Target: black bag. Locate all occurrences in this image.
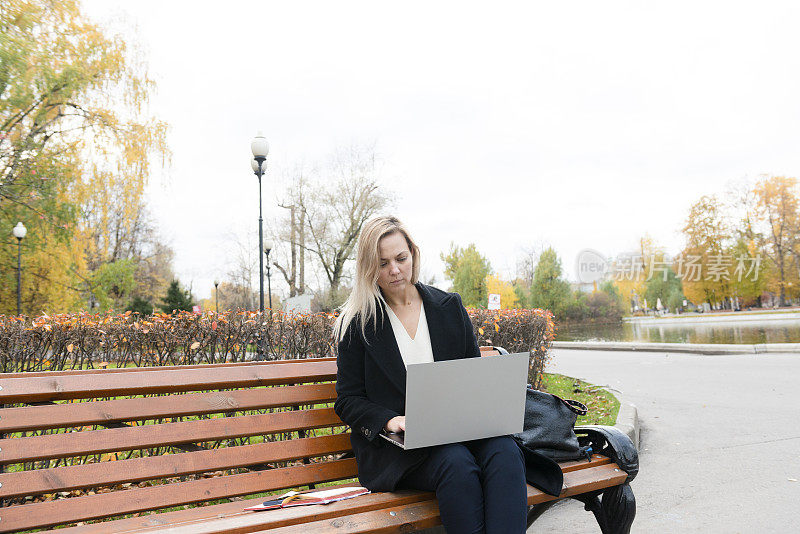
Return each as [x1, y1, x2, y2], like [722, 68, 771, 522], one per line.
[512, 387, 592, 462]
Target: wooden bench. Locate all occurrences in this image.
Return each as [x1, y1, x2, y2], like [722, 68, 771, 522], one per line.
[0, 354, 637, 533]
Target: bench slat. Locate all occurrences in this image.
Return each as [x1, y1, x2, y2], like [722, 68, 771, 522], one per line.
[271, 500, 442, 534]
[0, 433, 352, 499]
[560, 454, 611, 473]
[1, 408, 343, 463]
[38, 461, 627, 534]
[43, 489, 433, 534]
[214, 463, 630, 534]
[269, 463, 630, 534]
[0, 361, 337, 403]
[0, 383, 337, 432]
[531, 462, 628, 504]
[0, 458, 358, 533]
[3, 358, 336, 379]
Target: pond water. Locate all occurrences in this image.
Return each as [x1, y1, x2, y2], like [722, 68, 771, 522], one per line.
[556, 317, 800, 344]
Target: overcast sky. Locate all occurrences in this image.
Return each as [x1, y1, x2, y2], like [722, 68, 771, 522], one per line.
[82, 1, 800, 300]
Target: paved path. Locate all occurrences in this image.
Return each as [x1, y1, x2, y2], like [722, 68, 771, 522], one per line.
[528, 348, 800, 533]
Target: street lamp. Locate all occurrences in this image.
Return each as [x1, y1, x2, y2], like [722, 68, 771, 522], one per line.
[12, 222, 27, 316]
[264, 240, 273, 310]
[251, 132, 269, 359]
[213, 279, 219, 313]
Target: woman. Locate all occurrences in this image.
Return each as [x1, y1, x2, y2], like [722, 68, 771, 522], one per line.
[333, 216, 528, 534]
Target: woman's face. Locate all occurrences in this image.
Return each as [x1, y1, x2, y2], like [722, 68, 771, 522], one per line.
[376, 231, 413, 296]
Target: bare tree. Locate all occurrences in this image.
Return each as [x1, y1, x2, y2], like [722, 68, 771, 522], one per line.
[515, 243, 553, 289]
[216, 281, 259, 311]
[274, 170, 309, 297]
[224, 231, 259, 310]
[300, 144, 392, 293]
[81, 182, 175, 309]
[515, 247, 539, 288]
[133, 241, 175, 305]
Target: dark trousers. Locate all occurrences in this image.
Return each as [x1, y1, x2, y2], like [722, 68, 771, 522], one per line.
[397, 436, 527, 534]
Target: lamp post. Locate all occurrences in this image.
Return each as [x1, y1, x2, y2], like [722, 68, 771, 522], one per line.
[213, 279, 219, 313]
[12, 222, 27, 316]
[264, 240, 273, 310]
[251, 132, 269, 359]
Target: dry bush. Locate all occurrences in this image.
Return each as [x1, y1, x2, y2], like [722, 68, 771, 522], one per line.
[468, 307, 556, 390]
[0, 307, 555, 387]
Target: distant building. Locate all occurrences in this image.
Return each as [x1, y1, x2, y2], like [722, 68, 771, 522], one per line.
[571, 281, 598, 293]
[283, 294, 313, 314]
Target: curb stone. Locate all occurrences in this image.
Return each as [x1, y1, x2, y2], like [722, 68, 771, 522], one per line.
[610, 393, 639, 450]
[552, 340, 800, 355]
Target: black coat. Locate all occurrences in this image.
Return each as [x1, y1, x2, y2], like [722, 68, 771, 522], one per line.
[334, 282, 564, 496]
[334, 283, 479, 491]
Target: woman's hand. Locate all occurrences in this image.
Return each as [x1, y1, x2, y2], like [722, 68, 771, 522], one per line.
[384, 416, 406, 433]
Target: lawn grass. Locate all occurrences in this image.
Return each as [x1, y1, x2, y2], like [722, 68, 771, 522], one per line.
[540, 372, 620, 426]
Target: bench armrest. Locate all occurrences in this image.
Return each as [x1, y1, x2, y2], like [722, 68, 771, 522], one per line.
[574, 425, 639, 483]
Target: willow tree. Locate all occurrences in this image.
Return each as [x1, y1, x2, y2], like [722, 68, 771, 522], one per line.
[0, 0, 169, 314]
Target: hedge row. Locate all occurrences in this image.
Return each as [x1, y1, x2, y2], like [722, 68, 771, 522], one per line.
[0, 307, 555, 388]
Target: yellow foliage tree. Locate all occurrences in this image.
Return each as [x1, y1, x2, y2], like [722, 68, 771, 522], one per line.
[679, 195, 735, 306]
[751, 176, 800, 305]
[610, 235, 656, 311]
[484, 274, 520, 309]
[0, 0, 169, 315]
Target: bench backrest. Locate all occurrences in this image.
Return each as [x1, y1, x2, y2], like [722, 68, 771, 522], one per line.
[0, 359, 349, 533]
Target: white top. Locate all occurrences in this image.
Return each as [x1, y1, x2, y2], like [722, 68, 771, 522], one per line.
[385, 303, 434, 367]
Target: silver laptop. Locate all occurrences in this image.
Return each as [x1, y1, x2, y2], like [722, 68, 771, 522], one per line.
[380, 352, 529, 450]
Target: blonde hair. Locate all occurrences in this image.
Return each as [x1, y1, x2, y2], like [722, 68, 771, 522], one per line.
[333, 215, 421, 342]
